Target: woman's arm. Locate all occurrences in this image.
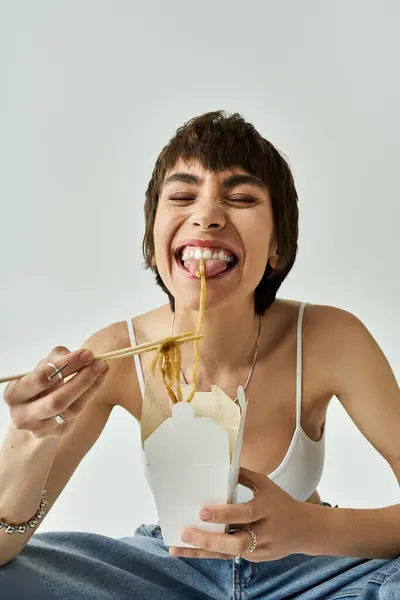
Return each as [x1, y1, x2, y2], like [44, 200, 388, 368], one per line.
[304, 306, 400, 559]
[304, 497, 400, 559]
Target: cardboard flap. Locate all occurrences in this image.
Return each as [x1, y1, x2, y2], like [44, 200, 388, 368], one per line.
[180, 384, 241, 461]
[144, 401, 230, 465]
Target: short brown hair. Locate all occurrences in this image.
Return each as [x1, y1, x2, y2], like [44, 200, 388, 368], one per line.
[142, 110, 299, 315]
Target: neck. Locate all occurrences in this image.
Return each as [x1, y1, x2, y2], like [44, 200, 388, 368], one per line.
[173, 298, 265, 386]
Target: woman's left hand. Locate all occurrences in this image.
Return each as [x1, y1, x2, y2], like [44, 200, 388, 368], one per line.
[169, 467, 316, 561]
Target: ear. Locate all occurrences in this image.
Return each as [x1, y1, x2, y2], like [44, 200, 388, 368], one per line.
[150, 255, 157, 268]
[269, 254, 279, 270]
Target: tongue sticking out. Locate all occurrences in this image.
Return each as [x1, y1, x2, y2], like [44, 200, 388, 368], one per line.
[183, 258, 229, 277]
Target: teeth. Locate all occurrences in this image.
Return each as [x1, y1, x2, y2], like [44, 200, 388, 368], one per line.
[180, 246, 235, 262]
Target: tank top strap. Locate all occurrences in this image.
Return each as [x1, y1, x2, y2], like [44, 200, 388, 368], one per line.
[295, 302, 309, 428]
[126, 318, 145, 397]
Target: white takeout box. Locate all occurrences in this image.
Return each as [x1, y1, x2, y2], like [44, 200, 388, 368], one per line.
[140, 376, 248, 547]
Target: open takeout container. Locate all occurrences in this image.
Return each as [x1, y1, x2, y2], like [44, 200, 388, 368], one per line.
[140, 376, 248, 547]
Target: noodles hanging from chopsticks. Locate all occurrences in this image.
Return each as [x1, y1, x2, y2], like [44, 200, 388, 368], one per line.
[150, 258, 206, 404]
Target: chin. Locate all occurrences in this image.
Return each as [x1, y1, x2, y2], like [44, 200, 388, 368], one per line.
[160, 261, 255, 313]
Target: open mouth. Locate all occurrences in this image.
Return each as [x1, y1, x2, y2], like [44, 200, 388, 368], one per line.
[175, 245, 239, 278]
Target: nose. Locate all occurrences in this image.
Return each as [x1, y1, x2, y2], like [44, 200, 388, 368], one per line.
[190, 198, 226, 232]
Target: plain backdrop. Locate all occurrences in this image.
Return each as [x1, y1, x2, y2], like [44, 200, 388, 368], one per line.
[0, 0, 398, 538]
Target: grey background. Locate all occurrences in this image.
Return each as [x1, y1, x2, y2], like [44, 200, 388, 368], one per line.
[0, 0, 398, 537]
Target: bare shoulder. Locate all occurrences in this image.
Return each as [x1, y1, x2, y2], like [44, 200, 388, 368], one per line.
[277, 299, 380, 397]
[304, 302, 363, 331]
[275, 298, 361, 344]
[299, 302, 400, 472]
[97, 304, 172, 419]
[80, 320, 133, 409]
[131, 304, 173, 343]
[301, 301, 398, 403]
[302, 301, 380, 366]
[301, 302, 372, 383]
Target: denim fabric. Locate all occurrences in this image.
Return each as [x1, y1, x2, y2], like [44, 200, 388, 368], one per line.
[0, 502, 399, 599]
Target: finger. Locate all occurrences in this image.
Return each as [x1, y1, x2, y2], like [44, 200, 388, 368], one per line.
[4, 347, 96, 405]
[180, 528, 250, 557]
[200, 497, 264, 525]
[14, 359, 108, 426]
[25, 367, 110, 433]
[238, 466, 265, 493]
[169, 547, 232, 560]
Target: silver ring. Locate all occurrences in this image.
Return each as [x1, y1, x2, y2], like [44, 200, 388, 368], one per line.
[234, 526, 257, 563]
[54, 414, 67, 425]
[244, 526, 257, 553]
[46, 361, 69, 381]
[46, 362, 69, 426]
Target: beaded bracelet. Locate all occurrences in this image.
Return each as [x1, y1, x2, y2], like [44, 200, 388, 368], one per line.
[0, 489, 48, 534]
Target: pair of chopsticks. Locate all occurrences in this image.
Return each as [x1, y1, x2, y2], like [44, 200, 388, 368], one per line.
[0, 331, 202, 385]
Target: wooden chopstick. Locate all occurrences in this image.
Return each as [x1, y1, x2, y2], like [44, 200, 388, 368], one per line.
[95, 334, 202, 361]
[0, 332, 203, 385]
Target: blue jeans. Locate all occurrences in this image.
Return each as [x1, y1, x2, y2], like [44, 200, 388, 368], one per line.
[1, 502, 400, 599]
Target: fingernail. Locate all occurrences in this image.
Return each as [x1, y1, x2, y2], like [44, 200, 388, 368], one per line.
[200, 509, 212, 521]
[182, 529, 193, 543]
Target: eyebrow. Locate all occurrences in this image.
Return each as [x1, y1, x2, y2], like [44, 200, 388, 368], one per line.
[162, 172, 267, 192]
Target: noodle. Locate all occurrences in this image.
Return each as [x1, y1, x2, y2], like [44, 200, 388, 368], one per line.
[186, 258, 206, 403]
[149, 257, 206, 404]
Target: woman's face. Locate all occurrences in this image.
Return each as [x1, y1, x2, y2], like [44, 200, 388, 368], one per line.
[153, 158, 277, 312]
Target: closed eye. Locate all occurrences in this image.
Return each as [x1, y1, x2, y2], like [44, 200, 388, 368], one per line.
[168, 196, 258, 204]
[168, 196, 195, 203]
[227, 196, 259, 205]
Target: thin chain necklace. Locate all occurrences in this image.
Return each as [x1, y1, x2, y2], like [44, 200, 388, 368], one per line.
[170, 313, 262, 403]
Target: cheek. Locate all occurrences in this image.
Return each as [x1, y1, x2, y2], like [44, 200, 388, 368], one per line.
[245, 232, 270, 269]
[152, 221, 163, 259]
[152, 212, 177, 268]
[152, 212, 168, 254]
[244, 254, 269, 289]
[239, 235, 271, 289]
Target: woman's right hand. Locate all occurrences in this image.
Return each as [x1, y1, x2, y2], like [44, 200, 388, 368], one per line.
[3, 347, 109, 439]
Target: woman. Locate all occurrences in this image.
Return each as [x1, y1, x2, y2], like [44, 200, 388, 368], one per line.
[1, 110, 399, 599]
